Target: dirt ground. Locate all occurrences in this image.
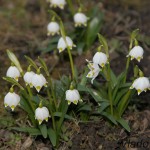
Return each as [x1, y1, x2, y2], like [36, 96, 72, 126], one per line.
[0, 0, 150, 150]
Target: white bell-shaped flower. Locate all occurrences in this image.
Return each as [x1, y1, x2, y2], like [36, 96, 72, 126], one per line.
[66, 89, 82, 105]
[50, 0, 66, 9]
[40, 74, 48, 87]
[4, 92, 20, 111]
[47, 22, 60, 36]
[35, 107, 50, 125]
[31, 74, 47, 92]
[93, 52, 108, 67]
[74, 12, 88, 27]
[127, 46, 144, 62]
[23, 71, 35, 87]
[57, 36, 75, 53]
[86, 61, 101, 84]
[6, 66, 20, 81]
[130, 77, 150, 95]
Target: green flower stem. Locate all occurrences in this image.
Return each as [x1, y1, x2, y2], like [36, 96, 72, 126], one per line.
[48, 76, 57, 110]
[48, 10, 75, 80]
[103, 64, 113, 115]
[123, 39, 133, 83]
[67, 47, 75, 80]
[107, 64, 113, 115]
[66, 0, 75, 16]
[47, 88, 56, 131]
[27, 85, 35, 111]
[124, 57, 130, 83]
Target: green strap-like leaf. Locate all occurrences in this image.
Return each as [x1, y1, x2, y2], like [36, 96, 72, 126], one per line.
[25, 55, 38, 70]
[3, 77, 24, 90]
[38, 57, 49, 76]
[39, 124, 48, 138]
[11, 127, 41, 136]
[48, 128, 57, 147]
[7, 50, 23, 73]
[117, 118, 130, 132]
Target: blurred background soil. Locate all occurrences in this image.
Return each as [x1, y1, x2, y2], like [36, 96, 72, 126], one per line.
[0, 0, 150, 149]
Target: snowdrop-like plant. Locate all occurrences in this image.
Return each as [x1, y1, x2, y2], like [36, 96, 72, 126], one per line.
[23, 71, 35, 87]
[3, 38, 86, 147]
[130, 77, 150, 95]
[57, 36, 76, 53]
[35, 106, 50, 125]
[66, 89, 82, 105]
[83, 30, 150, 132]
[49, 0, 66, 9]
[74, 12, 88, 27]
[47, 21, 60, 36]
[127, 46, 144, 62]
[4, 91, 20, 111]
[6, 66, 20, 81]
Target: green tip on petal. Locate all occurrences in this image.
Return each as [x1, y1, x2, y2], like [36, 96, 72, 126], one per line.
[73, 100, 78, 105]
[68, 101, 71, 105]
[130, 86, 133, 89]
[131, 56, 134, 60]
[45, 118, 48, 122]
[101, 63, 105, 68]
[59, 48, 63, 53]
[11, 105, 15, 111]
[36, 86, 41, 92]
[29, 83, 33, 88]
[38, 120, 42, 125]
[137, 57, 141, 62]
[15, 77, 19, 81]
[79, 99, 83, 102]
[137, 89, 141, 95]
[4, 103, 8, 107]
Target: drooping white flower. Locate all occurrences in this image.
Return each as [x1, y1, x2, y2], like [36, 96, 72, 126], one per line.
[40, 74, 48, 87]
[86, 61, 101, 84]
[93, 52, 108, 67]
[6, 66, 20, 81]
[127, 46, 144, 62]
[57, 36, 76, 53]
[23, 71, 35, 87]
[31, 74, 47, 92]
[4, 92, 20, 111]
[74, 12, 88, 27]
[47, 22, 60, 36]
[130, 77, 150, 95]
[66, 89, 82, 105]
[35, 107, 50, 125]
[49, 0, 66, 9]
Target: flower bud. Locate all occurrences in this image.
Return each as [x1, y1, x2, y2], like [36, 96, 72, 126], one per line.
[6, 66, 20, 81]
[93, 52, 108, 67]
[74, 12, 88, 27]
[4, 92, 20, 111]
[127, 46, 144, 62]
[49, 0, 66, 9]
[35, 107, 50, 125]
[47, 22, 60, 36]
[23, 71, 35, 87]
[66, 89, 82, 105]
[57, 36, 75, 53]
[130, 77, 150, 95]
